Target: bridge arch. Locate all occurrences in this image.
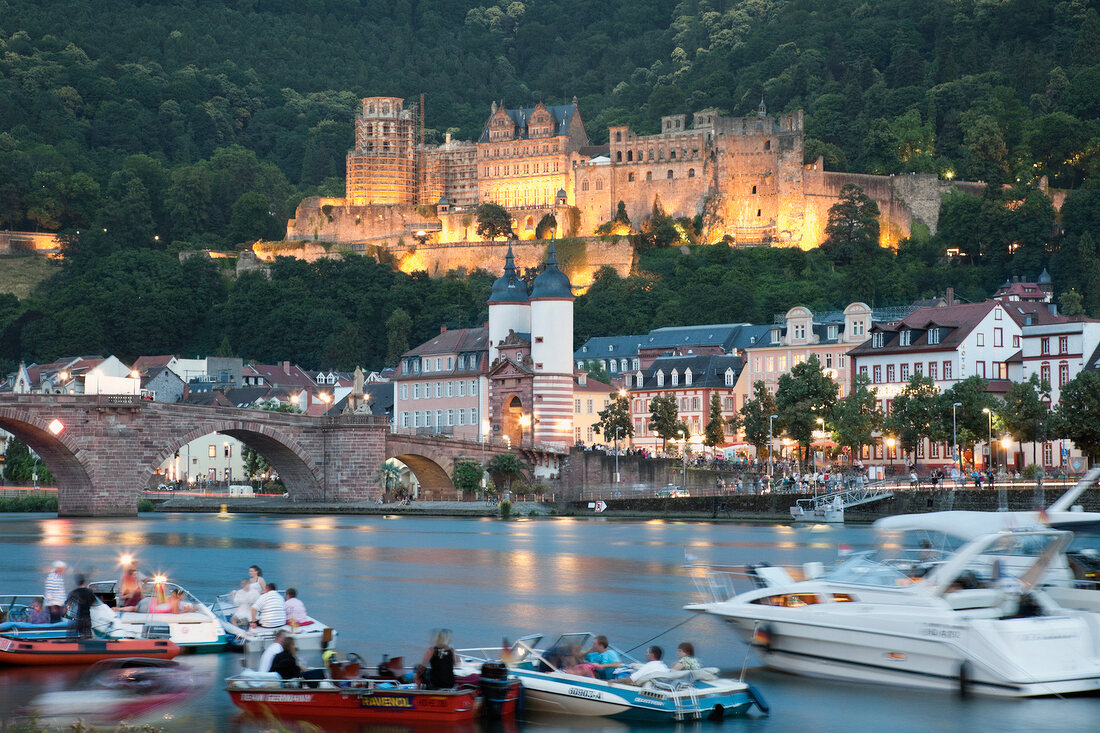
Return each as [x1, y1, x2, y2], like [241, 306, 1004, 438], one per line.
[387, 452, 456, 499]
[0, 407, 97, 509]
[144, 421, 323, 501]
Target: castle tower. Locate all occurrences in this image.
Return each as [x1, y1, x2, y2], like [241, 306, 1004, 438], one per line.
[529, 242, 575, 446]
[345, 97, 417, 205]
[487, 244, 531, 362]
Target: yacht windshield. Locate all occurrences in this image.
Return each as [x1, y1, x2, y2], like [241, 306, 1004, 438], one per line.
[823, 551, 915, 587]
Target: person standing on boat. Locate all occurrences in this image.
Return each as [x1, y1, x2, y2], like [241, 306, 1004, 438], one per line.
[420, 628, 457, 689]
[65, 574, 96, 639]
[117, 564, 143, 611]
[584, 635, 621, 679]
[247, 565, 265, 596]
[44, 561, 67, 622]
[250, 581, 286, 629]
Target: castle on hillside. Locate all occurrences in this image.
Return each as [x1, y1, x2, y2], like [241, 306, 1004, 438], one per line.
[288, 95, 988, 256]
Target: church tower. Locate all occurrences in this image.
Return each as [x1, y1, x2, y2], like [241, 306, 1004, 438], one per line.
[529, 242, 575, 446]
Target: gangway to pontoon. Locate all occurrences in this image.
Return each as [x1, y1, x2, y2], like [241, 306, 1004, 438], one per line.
[789, 484, 894, 522]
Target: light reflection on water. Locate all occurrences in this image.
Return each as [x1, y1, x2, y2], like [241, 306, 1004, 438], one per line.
[0, 513, 1094, 732]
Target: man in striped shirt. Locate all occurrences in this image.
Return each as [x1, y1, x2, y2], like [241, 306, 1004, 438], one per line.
[44, 561, 67, 622]
[250, 581, 287, 629]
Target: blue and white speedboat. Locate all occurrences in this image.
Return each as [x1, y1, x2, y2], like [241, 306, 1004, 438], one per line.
[461, 633, 767, 721]
[0, 594, 117, 639]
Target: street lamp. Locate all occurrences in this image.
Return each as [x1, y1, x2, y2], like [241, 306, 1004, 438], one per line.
[681, 426, 690, 485]
[951, 401, 962, 479]
[815, 417, 825, 473]
[768, 414, 778, 481]
[614, 426, 623, 484]
[32, 457, 40, 490]
[886, 437, 896, 482]
[982, 407, 993, 470]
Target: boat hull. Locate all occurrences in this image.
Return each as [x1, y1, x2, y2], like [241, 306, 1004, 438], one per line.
[228, 685, 489, 723]
[714, 610, 1100, 697]
[0, 635, 180, 666]
[509, 668, 754, 721]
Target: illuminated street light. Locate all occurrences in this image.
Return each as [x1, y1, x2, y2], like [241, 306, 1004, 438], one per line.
[47, 419, 64, 436]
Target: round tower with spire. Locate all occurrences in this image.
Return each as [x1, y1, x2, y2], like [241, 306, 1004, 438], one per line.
[529, 242, 575, 446]
[487, 244, 531, 362]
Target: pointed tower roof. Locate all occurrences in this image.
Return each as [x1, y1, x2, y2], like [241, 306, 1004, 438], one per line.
[1038, 268, 1052, 284]
[488, 244, 529, 304]
[530, 242, 574, 300]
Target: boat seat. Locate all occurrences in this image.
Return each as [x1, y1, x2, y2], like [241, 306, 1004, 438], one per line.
[645, 667, 721, 687]
[231, 670, 282, 688]
[944, 588, 1001, 611]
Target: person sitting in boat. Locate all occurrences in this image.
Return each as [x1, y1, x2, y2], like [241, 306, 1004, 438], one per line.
[117, 565, 143, 611]
[671, 642, 701, 671]
[626, 646, 669, 685]
[166, 589, 195, 614]
[231, 578, 259, 627]
[584, 635, 621, 679]
[258, 629, 288, 673]
[271, 637, 303, 679]
[28, 597, 51, 625]
[250, 581, 286, 630]
[65, 574, 96, 639]
[419, 628, 457, 689]
[284, 587, 308, 626]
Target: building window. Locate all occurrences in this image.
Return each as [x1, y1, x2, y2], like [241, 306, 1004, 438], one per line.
[586, 399, 594, 414]
[628, 172, 635, 181]
[1041, 337, 1050, 355]
[1041, 362, 1050, 384]
[994, 362, 1008, 379]
[873, 365, 882, 383]
[685, 369, 692, 386]
[900, 363, 909, 381]
[646, 171, 653, 181]
[671, 370, 678, 386]
[825, 353, 833, 369]
[435, 383, 443, 398]
[914, 362, 923, 376]
[1043, 442, 1053, 465]
[208, 445, 216, 458]
[688, 168, 695, 178]
[767, 356, 775, 372]
[1013, 335, 1020, 348]
[976, 361, 986, 378]
[929, 362, 938, 380]
[993, 328, 1003, 348]
[470, 380, 478, 395]
[1059, 336, 1068, 354]
[400, 384, 408, 400]
[858, 365, 868, 378]
[977, 333, 985, 346]
[667, 170, 674, 179]
[943, 361, 952, 379]
[1059, 361, 1069, 387]
[794, 324, 806, 340]
[575, 398, 581, 412]
[928, 328, 941, 345]
[872, 333, 884, 348]
[725, 369, 734, 386]
[887, 364, 895, 383]
[413, 384, 420, 399]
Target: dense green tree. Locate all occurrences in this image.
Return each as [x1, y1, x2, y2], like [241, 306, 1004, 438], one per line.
[593, 390, 633, 442]
[736, 380, 779, 459]
[486, 453, 527, 493]
[385, 307, 412, 365]
[648, 394, 681, 452]
[943, 376, 1000, 463]
[775, 354, 838, 463]
[831, 374, 882, 458]
[703, 392, 725, 448]
[452, 460, 485, 497]
[476, 203, 514, 240]
[2, 438, 54, 485]
[883, 375, 942, 462]
[1052, 371, 1100, 461]
[1000, 374, 1052, 467]
[820, 184, 881, 266]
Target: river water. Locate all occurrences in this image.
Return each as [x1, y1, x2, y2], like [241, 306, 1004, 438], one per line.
[0, 512, 1094, 732]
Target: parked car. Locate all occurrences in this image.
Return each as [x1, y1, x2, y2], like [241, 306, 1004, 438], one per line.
[657, 485, 689, 498]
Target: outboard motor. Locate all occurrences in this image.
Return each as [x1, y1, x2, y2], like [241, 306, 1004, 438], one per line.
[479, 662, 520, 719]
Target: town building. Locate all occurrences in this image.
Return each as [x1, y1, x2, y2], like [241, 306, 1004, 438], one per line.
[627, 353, 744, 454]
[391, 326, 489, 440]
[572, 373, 619, 446]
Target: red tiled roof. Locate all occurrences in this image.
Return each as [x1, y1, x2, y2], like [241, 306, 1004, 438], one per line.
[403, 327, 489, 357]
[132, 355, 176, 373]
[850, 301, 997, 355]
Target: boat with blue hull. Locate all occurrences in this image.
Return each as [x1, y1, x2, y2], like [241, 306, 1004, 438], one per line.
[461, 633, 767, 721]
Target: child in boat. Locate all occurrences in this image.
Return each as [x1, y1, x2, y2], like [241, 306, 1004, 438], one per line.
[28, 597, 51, 624]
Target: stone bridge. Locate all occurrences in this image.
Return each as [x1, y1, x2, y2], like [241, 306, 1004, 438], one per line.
[0, 395, 555, 516]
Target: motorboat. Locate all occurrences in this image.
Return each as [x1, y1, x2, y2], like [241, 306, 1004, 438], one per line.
[460, 633, 768, 721]
[211, 589, 336, 653]
[21, 657, 209, 726]
[686, 527, 1100, 697]
[0, 635, 180, 665]
[875, 467, 1100, 612]
[226, 655, 520, 724]
[89, 577, 228, 652]
[0, 594, 117, 639]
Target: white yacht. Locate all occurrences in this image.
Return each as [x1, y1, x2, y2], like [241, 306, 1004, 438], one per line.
[686, 527, 1100, 696]
[89, 578, 227, 652]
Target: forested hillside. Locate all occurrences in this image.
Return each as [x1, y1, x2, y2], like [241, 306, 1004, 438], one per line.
[3, 0, 1100, 371]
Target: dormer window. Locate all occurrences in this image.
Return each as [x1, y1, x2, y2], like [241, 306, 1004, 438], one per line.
[872, 333, 884, 349]
[928, 328, 941, 345]
[316, 374, 325, 384]
[793, 324, 806, 340]
[636, 371, 644, 388]
[852, 320, 865, 337]
[724, 368, 734, 386]
[771, 329, 781, 345]
[899, 330, 911, 347]
[685, 368, 692, 386]
[671, 369, 678, 386]
[656, 370, 664, 387]
[828, 325, 838, 340]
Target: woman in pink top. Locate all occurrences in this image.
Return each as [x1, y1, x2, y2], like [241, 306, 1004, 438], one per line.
[284, 587, 308, 625]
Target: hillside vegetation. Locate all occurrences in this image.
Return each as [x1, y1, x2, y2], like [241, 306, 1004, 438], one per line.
[3, 1, 1100, 370]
